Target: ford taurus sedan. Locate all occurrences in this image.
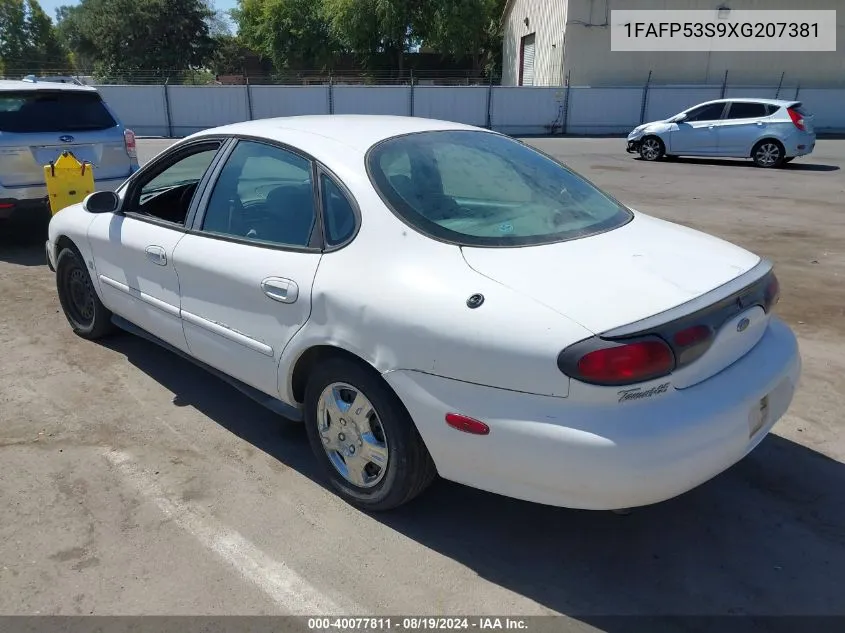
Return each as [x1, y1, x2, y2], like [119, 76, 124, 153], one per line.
[627, 98, 815, 167]
[46, 115, 801, 511]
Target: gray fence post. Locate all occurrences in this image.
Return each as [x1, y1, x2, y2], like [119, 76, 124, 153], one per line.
[245, 76, 254, 120]
[720, 70, 729, 99]
[640, 70, 652, 124]
[328, 74, 334, 115]
[409, 70, 415, 117]
[775, 71, 785, 99]
[162, 81, 173, 138]
[794, 84, 801, 101]
[561, 70, 571, 135]
[485, 74, 493, 130]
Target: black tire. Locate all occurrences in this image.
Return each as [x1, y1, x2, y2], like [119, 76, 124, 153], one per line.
[304, 357, 436, 511]
[55, 246, 115, 339]
[751, 139, 785, 168]
[638, 136, 665, 161]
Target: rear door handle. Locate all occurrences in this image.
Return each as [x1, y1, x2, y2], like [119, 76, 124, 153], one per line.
[261, 277, 299, 304]
[145, 245, 167, 266]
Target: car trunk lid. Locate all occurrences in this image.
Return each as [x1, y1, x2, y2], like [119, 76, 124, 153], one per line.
[461, 212, 774, 388]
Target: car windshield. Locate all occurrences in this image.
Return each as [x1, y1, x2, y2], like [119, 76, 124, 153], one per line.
[0, 90, 116, 133]
[367, 130, 631, 247]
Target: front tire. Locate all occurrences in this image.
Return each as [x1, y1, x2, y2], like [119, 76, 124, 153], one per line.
[56, 246, 115, 339]
[304, 357, 436, 511]
[752, 140, 785, 168]
[638, 136, 665, 161]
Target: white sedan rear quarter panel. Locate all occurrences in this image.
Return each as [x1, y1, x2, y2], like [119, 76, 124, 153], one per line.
[278, 165, 595, 400]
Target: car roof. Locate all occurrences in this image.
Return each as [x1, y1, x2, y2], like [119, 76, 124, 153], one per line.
[0, 79, 98, 93]
[693, 98, 798, 107]
[190, 115, 487, 154]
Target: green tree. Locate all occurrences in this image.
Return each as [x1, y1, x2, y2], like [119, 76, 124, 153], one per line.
[420, 0, 505, 74]
[323, 0, 426, 74]
[234, 0, 340, 71]
[208, 33, 248, 75]
[0, 0, 70, 76]
[55, 0, 214, 81]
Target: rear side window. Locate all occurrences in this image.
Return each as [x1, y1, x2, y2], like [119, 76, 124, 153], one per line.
[727, 102, 768, 119]
[368, 130, 631, 247]
[320, 175, 357, 246]
[202, 140, 317, 248]
[0, 91, 117, 133]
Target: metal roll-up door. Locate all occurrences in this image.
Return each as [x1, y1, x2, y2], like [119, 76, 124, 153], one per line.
[520, 34, 536, 86]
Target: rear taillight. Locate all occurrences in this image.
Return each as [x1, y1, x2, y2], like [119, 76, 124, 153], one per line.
[671, 324, 714, 365]
[787, 108, 805, 131]
[764, 273, 780, 311]
[124, 129, 137, 159]
[562, 338, 675, 386]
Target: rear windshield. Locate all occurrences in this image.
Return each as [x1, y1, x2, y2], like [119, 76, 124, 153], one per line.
[367, 130, 631, 247]
[0, 91, 116, 133]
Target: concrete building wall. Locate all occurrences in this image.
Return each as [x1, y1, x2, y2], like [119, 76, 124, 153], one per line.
[502, 0, 845, 87]
[502, 0, 568, 86]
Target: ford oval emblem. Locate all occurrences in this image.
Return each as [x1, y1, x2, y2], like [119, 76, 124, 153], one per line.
[59, 135, 74, 143]
[737, 317, 751, 333]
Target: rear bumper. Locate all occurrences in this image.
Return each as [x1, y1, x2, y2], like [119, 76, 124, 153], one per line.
[385, 317, 801, 510]
[781, 132, 816, 158]
[0, 176, 128, 220]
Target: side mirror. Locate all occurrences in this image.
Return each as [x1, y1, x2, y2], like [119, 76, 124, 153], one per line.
[673, 113, 688, 123]
[83, 191, 119, 214]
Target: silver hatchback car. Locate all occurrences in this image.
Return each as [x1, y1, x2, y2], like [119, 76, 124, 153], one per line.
[0, 79, 139, 222]
[626, 98, 816, 168]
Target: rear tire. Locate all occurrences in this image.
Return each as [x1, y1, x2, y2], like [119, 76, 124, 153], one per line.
[638, 136, 665, 161]
[304, 357, 436, 511]
[56, 246, 115, 339]
[751, 140, 785, 168]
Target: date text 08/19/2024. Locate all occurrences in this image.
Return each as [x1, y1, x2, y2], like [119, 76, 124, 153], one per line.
[307, 618, 529, 630]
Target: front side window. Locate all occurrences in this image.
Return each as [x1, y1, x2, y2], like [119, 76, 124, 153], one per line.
[367, 130, 631, 247]
[684, 103, 726, 122]
[130, 144, 220, 225]
[201, 140, 316, 248]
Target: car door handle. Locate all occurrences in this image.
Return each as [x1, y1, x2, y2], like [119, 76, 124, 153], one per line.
[145, 245, 167, 266]
[261, 277, 299, 304]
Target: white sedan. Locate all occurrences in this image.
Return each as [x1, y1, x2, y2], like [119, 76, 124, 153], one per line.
[46, 115, 801, 511]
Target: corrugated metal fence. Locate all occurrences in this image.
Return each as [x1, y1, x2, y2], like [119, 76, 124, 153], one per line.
[96, 84, 845, 138]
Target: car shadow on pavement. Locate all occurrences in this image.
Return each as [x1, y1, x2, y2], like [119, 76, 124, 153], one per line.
[637, 156, 840, 172]
[0, 220, 49, 267]
[105, 333, 845, 624]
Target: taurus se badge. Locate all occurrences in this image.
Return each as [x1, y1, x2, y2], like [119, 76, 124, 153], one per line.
[618, 382, 670, 403]
[737, 317, 750, 333]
